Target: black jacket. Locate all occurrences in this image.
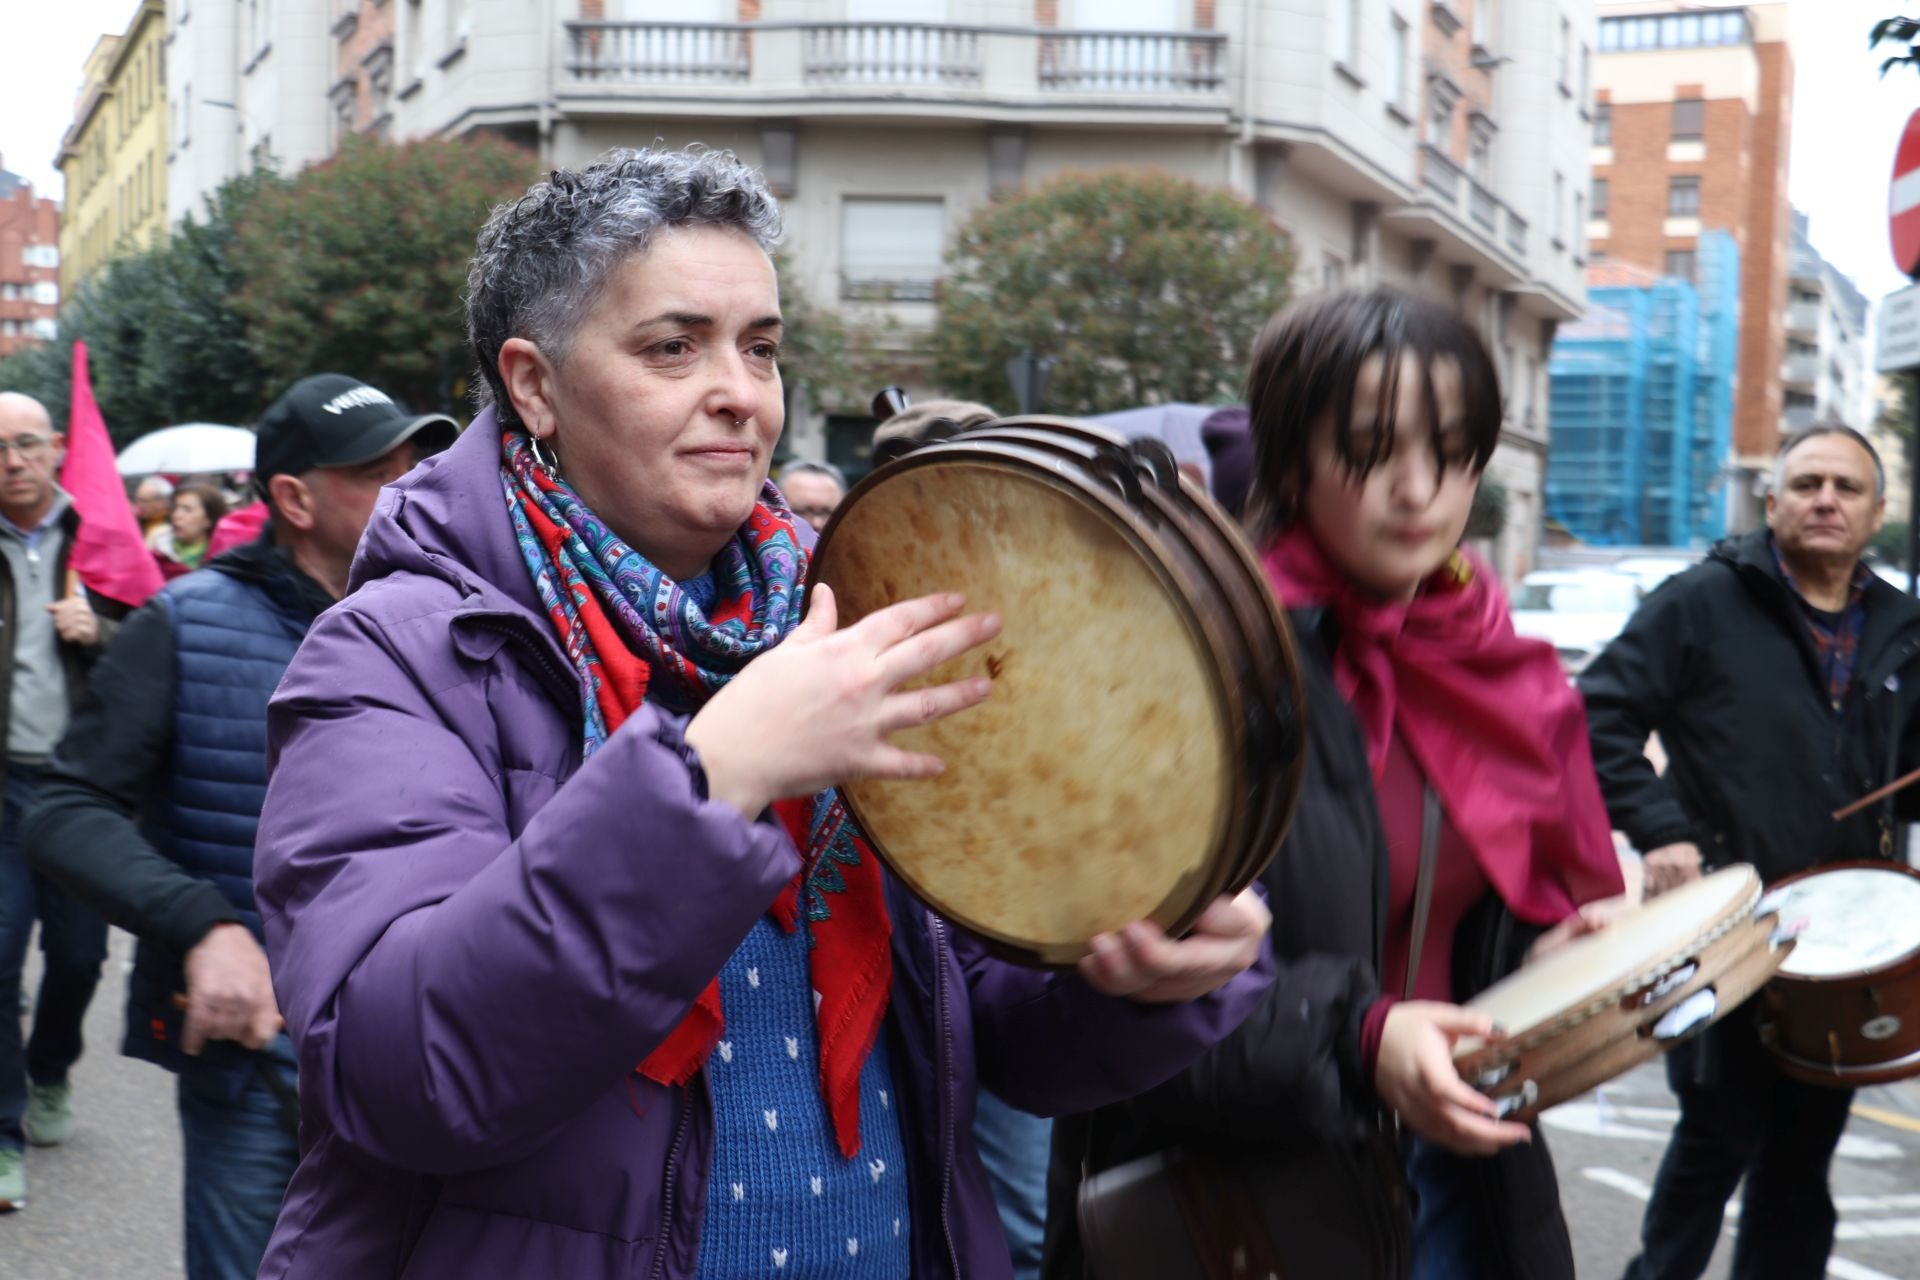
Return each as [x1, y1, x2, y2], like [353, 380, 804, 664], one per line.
[1579, 530, 1920, 882]
[22, 537, 333, 1087]
[1044, 610, 1575, 1280]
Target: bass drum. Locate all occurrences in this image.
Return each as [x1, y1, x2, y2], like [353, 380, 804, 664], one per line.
[810, 418, 1304, 967]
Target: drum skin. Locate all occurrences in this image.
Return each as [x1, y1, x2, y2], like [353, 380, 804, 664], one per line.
[1761, 860, 1920, 1087]
[812, 426, 1303, 968]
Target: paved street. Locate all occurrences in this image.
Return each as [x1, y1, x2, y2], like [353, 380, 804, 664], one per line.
[7, 927, 1920, 1278]
[1549, 1060, 1920, 1279]
[5, 928, 183, 1280]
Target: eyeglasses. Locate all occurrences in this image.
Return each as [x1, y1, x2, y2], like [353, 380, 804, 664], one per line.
[0, 435, 53, 460]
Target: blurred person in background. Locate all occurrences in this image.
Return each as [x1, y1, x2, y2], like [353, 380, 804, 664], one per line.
[134, 475, 175, 551]
[774, 458, 846, 532]
[23, 374, 454, 1279]
[161, 482, 230, 578]
[0, 391, 115, 1213]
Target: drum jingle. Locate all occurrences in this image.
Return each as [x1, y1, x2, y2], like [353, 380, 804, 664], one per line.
[1759, 860, 1920, 1087]
[809, 417, 1306, 968]
[1454, 865, 1794, 1123]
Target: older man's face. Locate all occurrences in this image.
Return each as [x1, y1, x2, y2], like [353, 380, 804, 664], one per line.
[135, 480, 171, 523]
[0, 393, 62, 526]
[782, 471, 845, 531]
[1767, 434, 1885, 568]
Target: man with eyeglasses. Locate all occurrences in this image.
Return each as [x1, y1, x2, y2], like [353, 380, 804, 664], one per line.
[0, 391, 114, 1212]
[774, 458, 847, 532]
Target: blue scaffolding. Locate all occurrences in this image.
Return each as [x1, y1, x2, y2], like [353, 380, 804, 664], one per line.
[1546, 231, 1739, 547]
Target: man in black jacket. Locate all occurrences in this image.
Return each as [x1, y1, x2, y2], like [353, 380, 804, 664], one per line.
[1580, 425, 1920, 1280]
[21, 375, 453, 1280]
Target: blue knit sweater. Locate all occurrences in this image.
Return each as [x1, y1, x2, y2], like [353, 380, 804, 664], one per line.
[697, 916, 912, 1276]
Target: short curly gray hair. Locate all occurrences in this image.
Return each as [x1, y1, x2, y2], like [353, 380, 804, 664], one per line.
[465, 146, 783, 424]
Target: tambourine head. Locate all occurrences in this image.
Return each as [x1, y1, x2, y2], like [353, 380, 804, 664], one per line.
[813, 457, 1233, 966]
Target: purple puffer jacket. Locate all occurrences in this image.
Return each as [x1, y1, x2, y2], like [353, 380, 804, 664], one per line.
[252, 410, 1271, 1279]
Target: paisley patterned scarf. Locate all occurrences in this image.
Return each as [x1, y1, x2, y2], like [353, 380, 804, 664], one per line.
[500, 430, 892, 1158]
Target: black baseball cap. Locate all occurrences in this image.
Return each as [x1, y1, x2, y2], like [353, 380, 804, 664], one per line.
[255, 374, 458, 486]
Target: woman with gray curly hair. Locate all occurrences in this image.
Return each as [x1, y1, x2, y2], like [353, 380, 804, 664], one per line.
[249, 146, 1270, 1279]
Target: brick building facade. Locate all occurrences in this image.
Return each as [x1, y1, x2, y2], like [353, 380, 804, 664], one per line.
[1589, 2, 1792, 531]
[0, 165, 62, 359]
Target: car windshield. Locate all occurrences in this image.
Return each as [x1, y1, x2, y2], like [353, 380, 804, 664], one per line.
[1513, 579, 1639, 613]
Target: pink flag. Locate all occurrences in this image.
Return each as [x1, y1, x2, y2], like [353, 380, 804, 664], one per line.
[62, 341, 164, 608]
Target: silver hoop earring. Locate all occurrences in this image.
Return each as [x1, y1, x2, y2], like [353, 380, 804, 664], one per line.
[527, 433, 561, 480]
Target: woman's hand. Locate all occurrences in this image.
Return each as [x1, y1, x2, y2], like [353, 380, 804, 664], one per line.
[686, 585, 1000, 818]
[1373, 1002, 1531, 1157]
[1077, 889, 1271, 1003]
[1524, 894, 1632, 966]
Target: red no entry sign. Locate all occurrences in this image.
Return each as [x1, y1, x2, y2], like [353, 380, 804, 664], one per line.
[1894, 109, 1920, 277]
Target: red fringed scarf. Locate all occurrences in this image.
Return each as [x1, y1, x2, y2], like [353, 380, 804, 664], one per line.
[1262, 527, 1623, 924]
[504, 445, 891, 1159]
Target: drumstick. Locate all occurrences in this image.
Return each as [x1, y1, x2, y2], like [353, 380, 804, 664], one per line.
[1832, 764, 1920, 821]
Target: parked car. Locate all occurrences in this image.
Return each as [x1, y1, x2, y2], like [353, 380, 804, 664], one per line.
[1511, 569, 1642, 674]
[1609, 554, 1700, 596]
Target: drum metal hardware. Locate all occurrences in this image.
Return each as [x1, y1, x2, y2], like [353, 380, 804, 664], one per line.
[1635, 962, 1700, 1008]
[1651, 988, 1719, 1042]
[1492, 1080, 1539, 1120]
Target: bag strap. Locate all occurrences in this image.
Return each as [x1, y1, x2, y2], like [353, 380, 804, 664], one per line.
[1402, 786, 1443, 1001]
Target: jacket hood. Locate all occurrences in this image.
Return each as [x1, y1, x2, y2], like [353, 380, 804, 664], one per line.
[349, 407, 543, 622]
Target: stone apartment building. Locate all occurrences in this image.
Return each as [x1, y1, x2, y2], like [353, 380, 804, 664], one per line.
[57, 0, 170, 294]
[375, 0, 1594, 582]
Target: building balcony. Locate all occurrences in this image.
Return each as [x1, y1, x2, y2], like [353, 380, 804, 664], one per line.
[1783, 404, 1817, 432]
[559, 20, 1229, 123]
[1782, 352, 1819, 390]
[1378, 144, 1530, 285]
[1786, 299, 1821, 338]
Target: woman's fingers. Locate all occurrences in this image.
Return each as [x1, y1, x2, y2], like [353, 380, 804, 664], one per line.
[851, 591, 968, 652]
[875, 610, 1002, 688]
[877, 675, 994, 734]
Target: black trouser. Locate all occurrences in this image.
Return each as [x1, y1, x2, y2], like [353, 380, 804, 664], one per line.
[1622, 1020, 1855, 1280]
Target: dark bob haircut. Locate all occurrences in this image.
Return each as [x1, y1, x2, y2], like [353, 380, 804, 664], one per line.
[1243, 287, 1503, 539]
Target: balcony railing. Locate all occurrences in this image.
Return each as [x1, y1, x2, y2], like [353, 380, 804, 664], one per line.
[1786, 299, 1822, 336]
[1420, 143, 1463, 202]
[561, 21, 1228, 100]
[566, 22, 750, 84]
[1038, 30, 1226, 93]
[804, 23, 982, 86]
[1468, 179, 1499, 233]
[1782, 352, 1820, 387]
[1784, 404, 1818, 431]
[1506, 212, 1528, 254]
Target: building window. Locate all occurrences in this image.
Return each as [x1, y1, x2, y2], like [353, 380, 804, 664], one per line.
[1665, 249, 1696, 281]
[1672, 97, 1704, 142]
[1591, 177, 1608, 219]
[1553, 171, 1565, 241]
[1468, 117, 1494, 179]
[840, 198, 945, 301]
[1387, 15, 1410, 109]
[1472, 0, 1495, 49]
[1323, 253, 1347, 291]
[1668, 175, 1700, 217]
[1428, 77, 1458, 144]
[1332, 0, 1359, 70]
[1558, 17, 1571, 87]
[1594, 102, 1611, 146]
[1580, 42, 1591, 103]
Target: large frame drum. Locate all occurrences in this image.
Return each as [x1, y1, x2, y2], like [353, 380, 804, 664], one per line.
[810, 418, 1305, 967]
[1760, 860, 1920, 1086]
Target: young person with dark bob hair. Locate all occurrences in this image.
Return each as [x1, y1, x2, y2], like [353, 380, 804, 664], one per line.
[1046, 288, 1626, 1280]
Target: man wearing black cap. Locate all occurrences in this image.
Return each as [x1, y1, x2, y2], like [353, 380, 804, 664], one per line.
[20, 375, 454, 1280]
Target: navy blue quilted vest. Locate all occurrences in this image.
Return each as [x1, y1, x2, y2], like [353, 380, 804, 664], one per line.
[123, 564, 314, 1088]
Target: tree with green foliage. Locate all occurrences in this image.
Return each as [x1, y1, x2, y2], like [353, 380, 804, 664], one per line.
[0, 167, 282, 445]
[230, 136, 540, 415]
[926, 169, 1293, 416]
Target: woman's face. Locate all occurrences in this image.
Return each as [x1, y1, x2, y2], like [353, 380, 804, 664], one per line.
[1299, 352, 1481, 599]
[170, 492, 211, 542]
[531, 224, 786, 578]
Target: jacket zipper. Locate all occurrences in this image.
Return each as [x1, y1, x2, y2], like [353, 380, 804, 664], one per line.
[647, 1089, 695, 1280]
[928, 916, 963, 1279]
[469, 616, 584, 717]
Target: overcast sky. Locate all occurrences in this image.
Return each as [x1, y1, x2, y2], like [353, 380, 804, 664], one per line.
[3, 1, 1917, 303]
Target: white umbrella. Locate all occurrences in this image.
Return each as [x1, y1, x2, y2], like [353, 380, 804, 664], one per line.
[116, 424, 256, 477]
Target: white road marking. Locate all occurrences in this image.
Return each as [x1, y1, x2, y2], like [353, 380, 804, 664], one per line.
[1546, 1101, 1906, 1161]
[1828, 1258, 1901, 1280]
[1836, 1217, 1920, 1241]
